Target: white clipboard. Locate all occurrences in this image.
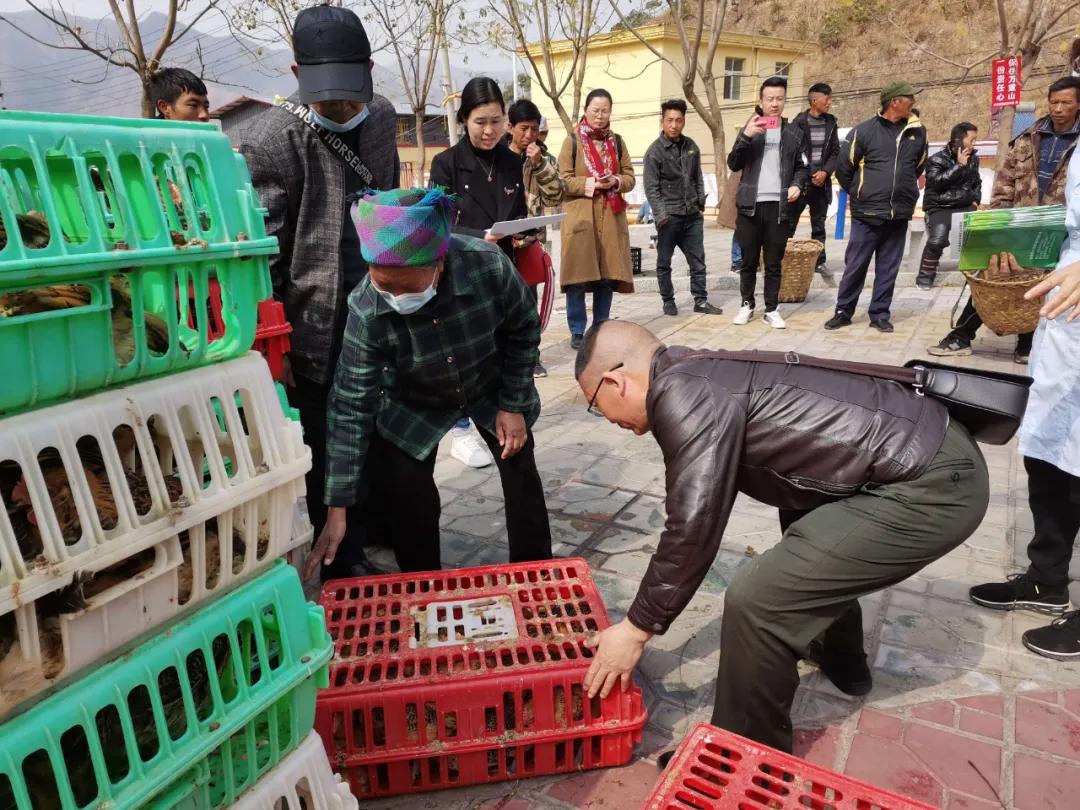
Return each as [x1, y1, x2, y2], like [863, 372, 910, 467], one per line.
[486, 213, 566, 238]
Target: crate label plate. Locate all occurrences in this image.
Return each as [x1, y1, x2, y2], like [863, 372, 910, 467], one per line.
[409, 595, 517, 648]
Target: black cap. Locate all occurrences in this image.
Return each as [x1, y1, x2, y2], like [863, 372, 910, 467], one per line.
[293, 6, 373, 105]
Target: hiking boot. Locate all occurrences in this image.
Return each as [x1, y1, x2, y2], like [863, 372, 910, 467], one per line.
[927, 336, 972, 356]
[823, 312, 851, 330]
[869, 318, 894, 333]
[969, 573, 1070, 614]
[662, 300, 678, 316]
[1022, 611, 1080, 660]
[694, 301, 723, 315]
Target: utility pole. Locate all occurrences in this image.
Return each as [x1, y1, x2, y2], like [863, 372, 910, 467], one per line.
[439, 34, 458, 146]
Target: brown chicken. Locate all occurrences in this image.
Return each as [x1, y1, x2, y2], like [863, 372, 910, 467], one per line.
[0, 210, 52, 251]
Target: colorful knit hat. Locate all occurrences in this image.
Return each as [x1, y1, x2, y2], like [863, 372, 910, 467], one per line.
[352, 187, 457, 267]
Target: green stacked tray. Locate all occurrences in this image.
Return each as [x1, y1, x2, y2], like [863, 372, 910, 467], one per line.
[0, 561, 331, 809]
[0, 111, 277, 416]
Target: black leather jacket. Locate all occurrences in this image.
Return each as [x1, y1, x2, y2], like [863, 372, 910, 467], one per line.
[627, 345, 950, 636]
[923, 146, 982, 213]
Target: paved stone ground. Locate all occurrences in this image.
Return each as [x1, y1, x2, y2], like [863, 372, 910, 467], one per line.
[356, 223, 1080, 810]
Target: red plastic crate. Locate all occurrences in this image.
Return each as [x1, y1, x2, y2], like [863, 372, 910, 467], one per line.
[189, 278, 292, 380]
[315, 558, 647, 798]
[642, 723, 939, 810]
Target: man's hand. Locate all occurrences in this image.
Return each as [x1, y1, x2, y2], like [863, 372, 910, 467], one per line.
[302, 506, 347, 581]
[1026, 258, 1080, 321]
[787, 186, 801, 203]
[583, 619, 652, 699]
[280, 354, 296, 388]
[495, 410, 527, 460]
[743, 116, 765, 139]
[525, 142, 543, 167]
[484, 231, 502, 243]
[811, 170, 827, 187]
[957, 147, 972, 167]
[986, 251, 1022, 281]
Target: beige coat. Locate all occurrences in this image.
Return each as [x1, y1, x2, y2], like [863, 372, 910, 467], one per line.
[557, 133, 636, 292]
[717, 170, 741, 230]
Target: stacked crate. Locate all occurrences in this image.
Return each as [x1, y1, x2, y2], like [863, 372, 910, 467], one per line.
[316, 558, 647, 798]
[0, 110, 342, 807]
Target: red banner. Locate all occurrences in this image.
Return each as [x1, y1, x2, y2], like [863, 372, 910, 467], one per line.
[991, 55, 1022, 109]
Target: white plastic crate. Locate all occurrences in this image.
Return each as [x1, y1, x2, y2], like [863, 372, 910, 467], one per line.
[233, 732, 358, 810]
[0, 352, 312, 715]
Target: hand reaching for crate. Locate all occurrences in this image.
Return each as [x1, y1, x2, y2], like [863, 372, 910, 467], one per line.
[304, 507, 346, 581]
[582, 618, 653, 699]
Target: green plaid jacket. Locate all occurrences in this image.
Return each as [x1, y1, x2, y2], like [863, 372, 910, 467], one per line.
[324, 235, 541, 506]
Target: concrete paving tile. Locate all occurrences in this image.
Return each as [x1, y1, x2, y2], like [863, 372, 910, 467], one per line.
[548, 513, 605, 548]
[637, 647, 717, 711]
[844, 732, 945, 807]
[608, 494, 666, 533]
[1012, 751, 1080, 809]
[958, 707, 1004, 740]
[541, 759, 660, 809]
[578, 457, 667, 493]
[858, 709, 904, 740]
[1015, 696, 1080, 761]
[546, 482, 637, 520]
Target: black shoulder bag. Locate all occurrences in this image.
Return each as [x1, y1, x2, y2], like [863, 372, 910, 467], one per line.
[679, 349, 1032, 445]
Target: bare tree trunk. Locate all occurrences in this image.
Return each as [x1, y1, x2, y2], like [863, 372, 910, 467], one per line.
[994, 104, 1017, 173]
[415, 109, 428, 186]
[440, 34, 458, 146]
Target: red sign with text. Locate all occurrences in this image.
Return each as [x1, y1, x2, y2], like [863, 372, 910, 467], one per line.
[992, 55, 1022, 108]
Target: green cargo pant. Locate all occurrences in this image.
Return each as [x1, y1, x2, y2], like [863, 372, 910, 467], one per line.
[711, 420, 989, 752]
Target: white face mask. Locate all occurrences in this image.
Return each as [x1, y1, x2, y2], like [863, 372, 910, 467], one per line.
[372, 276, 438, 315]
[310, 105, 369, 133]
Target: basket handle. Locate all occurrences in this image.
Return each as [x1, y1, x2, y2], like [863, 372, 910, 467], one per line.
[950, 278, 970, 330]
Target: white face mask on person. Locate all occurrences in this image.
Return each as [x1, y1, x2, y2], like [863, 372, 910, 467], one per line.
[371, 275, 438, 315]
[310, 105, 370, 133]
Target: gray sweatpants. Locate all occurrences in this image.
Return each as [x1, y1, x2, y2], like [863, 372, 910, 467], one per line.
[711, 420, 989, 752]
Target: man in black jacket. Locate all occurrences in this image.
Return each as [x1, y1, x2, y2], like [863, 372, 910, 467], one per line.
[572, 319, 989, 753]
[644, 98, 723, 317]
[915, 122, 982, 289]
[788, 83, 840, 279]
[727, 76, 809, 330]
[826, 81, 928, 332]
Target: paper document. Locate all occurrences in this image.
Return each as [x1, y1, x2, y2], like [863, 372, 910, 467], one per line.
[486, 213, 566, 238]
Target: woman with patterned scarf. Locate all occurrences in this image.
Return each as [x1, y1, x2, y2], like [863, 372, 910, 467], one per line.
[558, 89, 636, 350]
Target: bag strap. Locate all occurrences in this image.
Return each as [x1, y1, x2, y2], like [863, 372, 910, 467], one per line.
[275, 98, 376, 189]
[672, 349, 919, 386]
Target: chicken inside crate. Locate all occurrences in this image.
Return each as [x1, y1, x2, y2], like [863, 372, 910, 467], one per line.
[314, 558, 648, 798]
[0, 354, 312, 718]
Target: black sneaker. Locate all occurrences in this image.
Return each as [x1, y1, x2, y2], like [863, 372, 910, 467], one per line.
[662, 300, 678, 316]
[915, 273, 935, 291]
[731, 264, 742, 274]
[533, 361, 548, 378]
[824, 312, 852, 330]
[1022, 611, 1080, 660]
[657, 749, 676, 769]
[869, 318, 894, 333]
[927, 337, 972, 357]
[570, 333, 583, 351]
[693, 302, 723, 315]
[969, 573, 1070, 614]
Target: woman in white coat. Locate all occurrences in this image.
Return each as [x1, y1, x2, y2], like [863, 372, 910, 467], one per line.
[968, 144, 1080, 660]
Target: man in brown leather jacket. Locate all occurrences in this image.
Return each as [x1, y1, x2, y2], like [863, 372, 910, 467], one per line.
[575, 320, 989, 753]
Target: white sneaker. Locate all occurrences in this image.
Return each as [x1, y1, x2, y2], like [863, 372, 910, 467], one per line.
[733, 304, 755, 325]
[450, 427, 493, 468]
[763, 310, 786, 329]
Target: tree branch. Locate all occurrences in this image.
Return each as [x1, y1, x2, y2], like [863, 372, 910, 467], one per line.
[995, 0, 1010, 52]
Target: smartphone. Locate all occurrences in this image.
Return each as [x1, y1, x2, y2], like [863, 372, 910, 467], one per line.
[759, 115, 780, 130]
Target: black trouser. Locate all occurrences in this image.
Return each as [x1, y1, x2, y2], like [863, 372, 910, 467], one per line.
[917, 207, 972, 285]
[786, 184, 829, 267]
[735, 202, 787, 312]
[372, 427, 552, 572]
[655, 212, 708, 306]
[946, 296, 1034, 354]
[711, 421, 989, 752]
[1025, 457, 1080, 589]
[288, 373, 384, 579]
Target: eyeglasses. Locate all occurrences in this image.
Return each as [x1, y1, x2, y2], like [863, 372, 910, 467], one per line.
[587, 362, 624, 417]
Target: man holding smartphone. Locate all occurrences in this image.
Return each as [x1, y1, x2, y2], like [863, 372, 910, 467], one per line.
[726, 76, 809, 329]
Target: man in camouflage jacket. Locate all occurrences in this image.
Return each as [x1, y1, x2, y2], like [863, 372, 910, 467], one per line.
[506, 99, 565, 250]
[929, 77, 1080, 362]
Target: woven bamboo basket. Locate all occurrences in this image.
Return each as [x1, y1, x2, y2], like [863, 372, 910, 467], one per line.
[778, 239, 824, 303]
[967, 270, 1045, 336]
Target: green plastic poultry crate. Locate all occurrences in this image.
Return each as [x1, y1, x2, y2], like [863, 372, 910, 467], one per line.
[0, 110, 277, 416]
[0, 561, 332, 810]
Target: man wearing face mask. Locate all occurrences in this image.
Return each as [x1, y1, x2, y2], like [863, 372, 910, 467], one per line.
[239, 5, 399, 580]
[303, 188, 552, 578]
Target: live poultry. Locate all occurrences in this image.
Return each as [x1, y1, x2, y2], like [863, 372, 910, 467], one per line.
[0, 210, 52, 250]
[0, 276, 177, 363]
